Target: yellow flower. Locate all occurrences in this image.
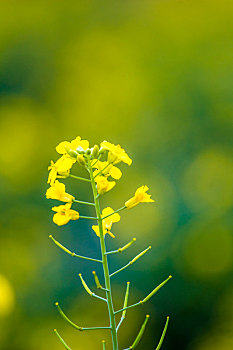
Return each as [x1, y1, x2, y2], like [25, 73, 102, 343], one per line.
[56, 136, 89, 155]
[100, 140, 132, 165]
[95, 175, 116, 195]
[125, 186, 154, 209]
[48, 155, 75, 185]
[92, 207, 120, 238]
[46, 180, 74, 202]
[52, 203, 79, 226]
[92, 160, 122, 180]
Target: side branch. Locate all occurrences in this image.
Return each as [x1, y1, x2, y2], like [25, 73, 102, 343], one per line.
[55, 302, 110, 331]
[54, 329, 72, 350]
[110, 246, 151, 277]
[115, 276, 172, 315]
[73, 199, 95, 206]
[49, 235, 102, 263]
[69, 174, 91, 182]
[101, 206, 126, 220]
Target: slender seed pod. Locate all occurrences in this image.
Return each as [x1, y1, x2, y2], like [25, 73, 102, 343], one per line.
[130, 315, 150, 349]
[54, 329, 72, 350]
[55, 302, 83, 331]
[122, 282, 130, 319]
[92, 271, 102, 289]
[141, 276, 172, 304]
[155, 316, 170, 350]
[49, 235, 73, 256]
[130, 246, 151, 264]
[78, 273, 93, 296]
[118, 238, 136, 252]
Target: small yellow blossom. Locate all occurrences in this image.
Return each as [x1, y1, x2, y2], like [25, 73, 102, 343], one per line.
[52, 203, 79, 226]
[48, 155, 75, 185]
[95, 176, 116, 195]
[56, 136, 89, 155]
[125, 186, 154, 209]
[46, 180, 74, 202]
[100, 141, 132, 165]
[92, 207, 120, 238]
[92, 160, 122, 180]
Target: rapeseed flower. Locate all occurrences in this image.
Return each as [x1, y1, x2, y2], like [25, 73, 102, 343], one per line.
[95, 176, 116, 195]
[52, 203, 79, 226]
[56, 136, 89, 155]
[92, 207, 120, 238]
[48, 155, 75, 185]
[92, 160, 122, 180]
[125, 186, 154, 209]
[100, 141, 132, 165]
[46, 180, 74, 202]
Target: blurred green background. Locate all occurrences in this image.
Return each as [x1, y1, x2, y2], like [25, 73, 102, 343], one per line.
[0, 0, 232, 349]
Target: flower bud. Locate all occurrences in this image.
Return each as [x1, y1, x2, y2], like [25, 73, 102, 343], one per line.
[76, 146, 85, 154]
[92, 145, 99, 158]
[64, 145, 78, 158]
[77, 155, 86, 166]
[86, 148, 91, 155]
[99, 147, 106, 155]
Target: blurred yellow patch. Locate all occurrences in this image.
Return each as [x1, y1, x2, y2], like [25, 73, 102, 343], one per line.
[0, 274, 15, 317]
[182, 148, 233, 213]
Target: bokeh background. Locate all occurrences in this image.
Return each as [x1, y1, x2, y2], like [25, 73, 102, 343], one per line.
[0, 0, 232, 349]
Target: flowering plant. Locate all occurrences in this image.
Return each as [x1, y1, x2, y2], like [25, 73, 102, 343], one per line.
[46, 136, 172, 350]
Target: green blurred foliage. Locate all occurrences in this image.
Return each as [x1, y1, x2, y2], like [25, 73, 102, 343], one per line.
[0, 0, 232, 349]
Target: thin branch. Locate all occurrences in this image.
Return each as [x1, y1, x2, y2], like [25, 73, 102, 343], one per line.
[49, 235, 102, 263]
[93, 162, 111, 178]
[55, 302, 110, 331]
[101, 206, 126, 220]
[69, 174, 91, 182]
[54, 329, 72, 350]
[73, 199, 95, 206]
[155, 317, 169, 350]
[110, 246, 151, 277]
[79, 215, 98, 220]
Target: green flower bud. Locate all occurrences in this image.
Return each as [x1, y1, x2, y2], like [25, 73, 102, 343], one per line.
[77, 155, 86, 166]
[92, 144, 99, 158]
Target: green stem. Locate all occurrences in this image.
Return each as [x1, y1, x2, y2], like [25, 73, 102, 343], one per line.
[69, 174, 91, 182]
[88, 159, 119, 350]
[73, 199, 95, 206]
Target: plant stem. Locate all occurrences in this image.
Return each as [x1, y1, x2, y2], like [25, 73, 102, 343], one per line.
[88, 160, 119, 350]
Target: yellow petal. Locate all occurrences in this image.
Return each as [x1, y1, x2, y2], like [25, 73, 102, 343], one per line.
[56, 141, 70, 154]
[109, 166, 122, 179]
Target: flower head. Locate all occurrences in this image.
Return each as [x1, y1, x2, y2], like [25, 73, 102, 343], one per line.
[46, 180, 74, 202]
[125, 186, 154, 209]
[48, 155, 75, 185]
[56, 136, 89, 155]
[52, 203, 79, 226]
[95, 176, 116, 195]
[92, 207, 120, 238]
[100, 141, 132, 165]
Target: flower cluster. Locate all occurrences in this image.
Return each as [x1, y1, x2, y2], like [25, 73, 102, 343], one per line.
[46, 136, 154, 233]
